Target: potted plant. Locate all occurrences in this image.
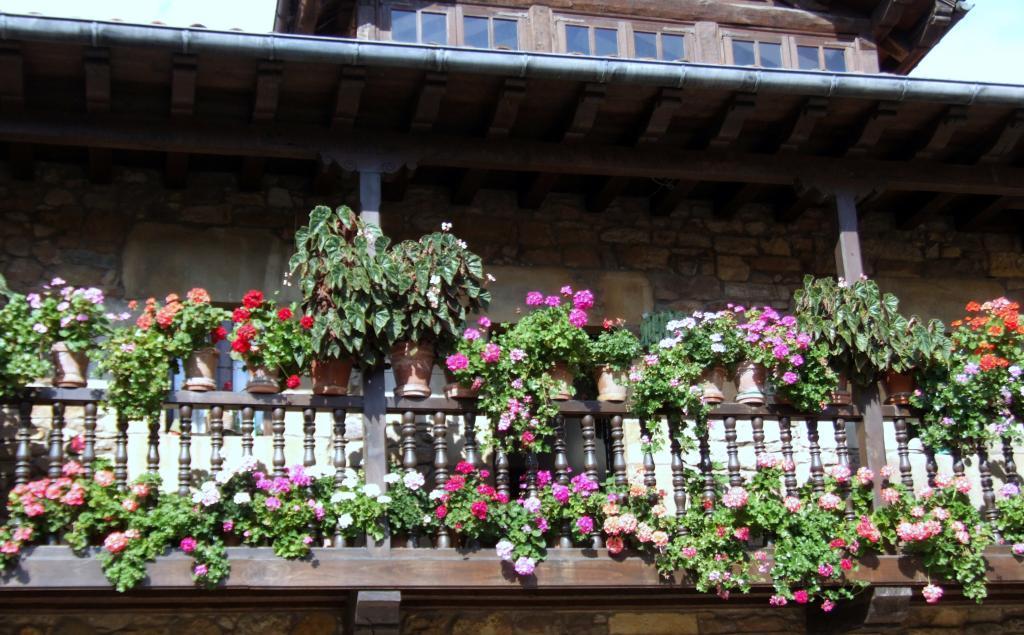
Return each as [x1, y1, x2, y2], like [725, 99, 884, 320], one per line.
[910, 297, 1024, 452]
[228, 290, 311, 394]
[385, 224, 490, 398]
[0, 282, 50, 397]
[289, 205, 396, 395]
[99, 325, 176, 425]
[139, 288, 230, 391]
[627, 342, 706, 451]
[442, 316, 493, 399]
[884, 317, 949, 405]
[28, 278, 112, 388]
[661, 310, 743, 403]
[507, 287, 592, 400]
[589, 318, 641, 402]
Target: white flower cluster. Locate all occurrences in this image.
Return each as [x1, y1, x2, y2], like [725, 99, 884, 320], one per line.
[191, 481, 221, 507]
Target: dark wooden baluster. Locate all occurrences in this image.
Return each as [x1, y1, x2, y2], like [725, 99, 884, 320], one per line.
[82, 402, 97, 477]
[433, 411, 451, 548]
[670, 418, 688, 537]
[978, 447, 1000, 540]
[807, 418, 825, 495]
[495, 435, 511, 501]
[640, 420, 657, 488]
[924, 445, 938, 488]
[699, 433, 715, 515]
[241, 406, 255, 457]
[332, 408, 348, 548]
[834, 417, 855, 521]
[724, 416, 741, 487]
[209, 406, 224, 475]
[271, 407, 286, 477]
[1002, 436, 1019, 486]
[152, 409, 171, 475]
[779, 416, 798, 497]
[48, 402, 65, 479]
[581, 415, 598, 483]
[14, 400, 32, 486]
[554, 415, 571, 548]
[302, 408, 316, 468]
[751, 415, 766, 460]
[609, 415, 627, 487]
[399, 411, 419, 549]
[525, 451, 540, 499]
[114, 415, 129, 490]
[177, 405, 193, 495]
[893, 417, 914, 488]
[463, 410, 480, 469]
[951, 447, 966, 478]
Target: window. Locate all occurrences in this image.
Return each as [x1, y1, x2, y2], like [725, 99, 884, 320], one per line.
[566, 24, 591, 55]
[462, 14, 519, 50]
[388, 8, 448, 45]
[561, 21, 622, 57]
[796, 44, 848, 72]
[632, 31, 686, 61]
[729, 38, 784, 68]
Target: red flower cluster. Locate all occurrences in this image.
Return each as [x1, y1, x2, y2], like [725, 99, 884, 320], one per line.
[286, 374, 301, 389]
[277, 307, 293, 321]
[300, 315, 314, 330]
[243, 290, 264, 309]
[232, 308, 251, 323]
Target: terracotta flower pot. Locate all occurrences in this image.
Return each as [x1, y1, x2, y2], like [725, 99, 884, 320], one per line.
[734, 360, 767, 405]
[700, 366, 728, 404]
[391, 341, 434, 398]
[443, 369, 479, 400]
[550, 361, 575, 401]
[51, 341, 89, 388]
[246, 366, 281, 394]
[183, 347, 219, 391]
[830, 370, 853, 406]
[885, 370, 915, 405]
[594, 364, 628, 402]
[312, 358, 353, 396]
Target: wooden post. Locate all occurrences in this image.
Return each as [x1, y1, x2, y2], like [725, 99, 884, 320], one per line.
[359, 170, 382, 231]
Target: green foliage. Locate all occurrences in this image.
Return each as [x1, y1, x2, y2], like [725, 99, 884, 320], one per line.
[660, 311, 744, 370]
[508, 302, 592, 371]
[589, 321, 642, 371]
[228, 294, 311, 384]
[99, 327, 174, 424]
[0, 293, 48, 397]
[627, 345, 706, 451]
[639, 310, 685, 348]
[289, 205, 396, 367]
[386, 228, 491, 353]
[158, 289, 230, 359]
[28, 281, 112, 353]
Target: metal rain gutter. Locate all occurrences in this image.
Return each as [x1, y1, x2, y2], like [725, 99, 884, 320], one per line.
[1, 11, 1023, 106]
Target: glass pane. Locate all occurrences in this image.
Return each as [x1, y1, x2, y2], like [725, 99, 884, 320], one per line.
[566, 25, 590, 55]
[759, 42, 782, 68]
[391, 9, 417, 43]
[421, 12, 448, 45]
[661, 34, 685, 61]
[797, 45, 820, 70]
[732, 40, 755, 66]
[634, 31, 657, 59]
[493, 18, 518, 50]
[823, 48, 847, 72]
[595, 27, 618, 56]
[464, 16, 489, 48]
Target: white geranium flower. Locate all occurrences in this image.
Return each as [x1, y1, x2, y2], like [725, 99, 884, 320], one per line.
[363, 483, 381, 498]
[338, 513, 354, 529]
[307, 465, 333, 480]
[428, 489, 445, 501]
[233, 492, 251, 505]
[377, 495, 392, 504]
[342, 476, 361, 489]
[403, 471, 425, 491]
[331, 491, 356, 503]
[383, 473, 400, 484]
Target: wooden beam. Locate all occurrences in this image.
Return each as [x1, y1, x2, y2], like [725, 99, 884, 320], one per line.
[707, 92, 757, 149]
[778, 97, 828, 152]
[452, 78, 526, 205]
[351, 591, 401, 635]
[331, 66, 366, 132]
[716, 183, 762, 218]
[84, 48, 113, 183]
[519, 83, 605, 209]
[914, 105, 967, 160]
[0, 46, 32, 180]
[408, 73, 447, 133]
[955, 196, 1016, 231]
[895, 192, 957, 229]
[166, 55, 197, 189]
[588, 88, 682, 213]
[978, 109, 1024, 164]
[776, 187, 828, 223]
[650, 180, 698, 217]
[872, 0, 914, 40]
[293, 0, 323, 34]
[844, 101, 899, 157]
[240, 62, 283, 190]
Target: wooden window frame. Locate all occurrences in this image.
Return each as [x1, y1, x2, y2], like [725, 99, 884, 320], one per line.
[379, 2, 457, 46]
[789, 35, 856, 72]
[455, 5, 531, 51]
[554, 14, 628, 58]
[721, 30, 790, 68]
[624, 20, 694, 62]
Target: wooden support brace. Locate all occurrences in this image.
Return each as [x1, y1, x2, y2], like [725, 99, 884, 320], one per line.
[845, 101, 899, 157]
[978, 109, 1024, 164]
[349, 590, 401, 635]
[955, 195, 1016, 231]
[331, 66, 366, 132]
[716, 183, 762, 218]
[708, 92, 757, 149]
[896, 192, 958, 229]
[408, 72, 447, 133]
[1, 46, 32, 179]
[451, 78, 525, 205]
[166, 55, 197, 188]
[84, 48, 113, 183]
[650, 180, 698, 217]
[778, 97, 828, 152]
[776, 186, 828, 223]
[915, 105, 967, 160]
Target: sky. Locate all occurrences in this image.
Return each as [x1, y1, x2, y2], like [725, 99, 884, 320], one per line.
[0, 0, 1022, 84]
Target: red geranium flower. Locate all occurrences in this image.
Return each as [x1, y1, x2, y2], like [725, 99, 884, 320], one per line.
[300, 315, 314, 329]
[231, 339, 251, 354]
[470, 500, 488, 520]
[286, 374, 301, 389]
[243, 290, 264, 309]
[232, 308, 251, 323]
[236, 323, 257, 341]
[966, 301, 981, 312]
[211, 326, 228, 343]
[277, 307, 293, 321]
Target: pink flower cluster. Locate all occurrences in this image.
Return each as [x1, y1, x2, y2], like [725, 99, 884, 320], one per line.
[896, 519, 943, 542]
[523, 286, 594, 329]
[721, 486, 749, 509]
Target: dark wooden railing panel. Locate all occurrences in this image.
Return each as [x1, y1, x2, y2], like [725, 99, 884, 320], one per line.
[47, 402, 64, 479]
[177, 405, 193, 495]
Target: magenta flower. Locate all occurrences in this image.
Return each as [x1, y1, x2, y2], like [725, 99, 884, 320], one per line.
[463, 328, 481, 341]
[513, 556, 536, 576]
[265, 496, 281, 511]
[560, 285, 573, 296]
[510, 348, 527, 362]
[179, 537, 197, 553]
[782, 371, 799, 385]
[525, 292, 543, 306]
[789, 354, 804, 366]
[572, 289, 594, 310]
[551, 483, 570, 504]
[568, 308, 587, 327]
[193, 564, 208, 577]
[446, 353, 469, 371]
[544, 295, 561, 307]
[576, 516, 594, 534]
[477, 316, 491, 328]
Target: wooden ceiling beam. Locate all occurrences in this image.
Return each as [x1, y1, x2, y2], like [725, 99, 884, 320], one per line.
[872, 0, 914, 40]
[293, 0, 323, 34]
[716, 183, 763, 218]
[955, 196, 1017, 232]
[776, 187, 829, 223]
[452, 78, 526, 205]
[844, 101, 899, 157]
[83, 48, 112, 184]
[408, 72, 447, 133]
[978, 109, 1024, 165]
[519, 83, 605, 209]
[650, 180, 698, 217]
[0, 46, 32, 180]
[914, 105, 967, 161]
[330, 66, 366, 132]
[165, 54, 197, 189]
[778, 97, 828, 152]
[588, 88, 682, 213]
[896, 192, 958, 230]
[707, 92, 757, 149]
[240, 62, 283, 191]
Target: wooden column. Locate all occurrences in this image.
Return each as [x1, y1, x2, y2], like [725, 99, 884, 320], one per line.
[359, 171, 382, 231]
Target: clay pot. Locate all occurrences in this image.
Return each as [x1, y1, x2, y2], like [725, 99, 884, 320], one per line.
[183, 347, 219, 391]
[391, 341, 434, 398]
[51, 342, 89, 388]
[885, 370, 915, 405]
[549, 361, 575, 401]
[734, 360, 767, 405]
[444, 370, 479, 399]
[245, 366, 281, 394]
[594, 364, 628, 402]
[312, 358, 353, 396]
[830, 370, 853, 406]
[700, 366, 728, 404]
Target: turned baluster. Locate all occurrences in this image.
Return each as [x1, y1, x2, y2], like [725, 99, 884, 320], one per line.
[525, 451, 540, 499]
[302, 408, 316, 468]
[699, 433, 714, 514]
[951, 447, 966, 478]
[978, 447, 1001, 540]
[146, 412, 162, 475]
[581, 415, 598, 483]
[807, 418, 825, 495]
[724, 416, 741, 487]
[208, 406, 224, 475]
[177, 405, 193, 495]
[639, 420, 657, 489]
[893, 417, 914, 488]
[241, 406, 255, 457]
[670, 418, 688, 537]
[779, 416, 798, 497]
[463, 410, 480, 469]
[834, 418, 855, 521]
[14, 400, 32, 486]
[270, 407, 286, 477]
[751, 415, 766, 460]
[398, 411, 419, 548]
[494, 434, 511, 501]
[48, 402, 65, 479]
[114, 415, 129, 490]
[82, 402, 97, 477]
[924, 445, 938, 488]
[433, 411, 451, 549]
[1002, 436, 1019, 486]
[609, 415, 627, 486]
[332, 409, 348, 548]
[554, 415, 572, 548]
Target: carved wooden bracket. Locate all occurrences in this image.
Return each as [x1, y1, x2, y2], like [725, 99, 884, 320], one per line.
[349, 590, 402, 635]
[807, 586, 913, 633]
